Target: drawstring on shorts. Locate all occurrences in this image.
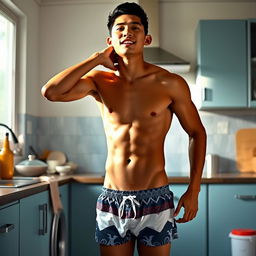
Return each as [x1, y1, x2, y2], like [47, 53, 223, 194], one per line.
[118, 195, 140, 219]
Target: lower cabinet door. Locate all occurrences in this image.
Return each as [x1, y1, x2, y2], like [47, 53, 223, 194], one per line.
[170, 184, 207, 256]
[208, 184, 256, 256]
[70, 183, 102, 256]
[0, 202, 19, 256]
[20, 190, 52, 256]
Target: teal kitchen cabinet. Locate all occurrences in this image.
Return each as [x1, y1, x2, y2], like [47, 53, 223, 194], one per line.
[248, 19, 256, 107]
[70, 183, 207, 256]
[208, 184, 256, 256]
[70, 183, 102, 256]
[171, 185, 207, 256]
[197, 20, 248, 108]
[0, 202, 19, 256]
[20, 190, 53, 256]
[59, 183, 69, 221]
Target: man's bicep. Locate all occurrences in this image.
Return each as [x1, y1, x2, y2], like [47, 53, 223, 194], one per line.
[58, 76, 97, 102]
[168, 75, 203, 135]
[171, 98, 203, 136]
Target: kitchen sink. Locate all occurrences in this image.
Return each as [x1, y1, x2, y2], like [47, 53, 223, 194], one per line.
[0, 177, 41, 188]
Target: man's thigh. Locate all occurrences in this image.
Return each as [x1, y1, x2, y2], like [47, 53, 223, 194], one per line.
[137, 242, 171, 256]
[99, 239, 136, 256]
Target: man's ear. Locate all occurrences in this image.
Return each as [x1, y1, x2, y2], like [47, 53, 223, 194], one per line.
[106, 37, 112, 45]
[144, 35, 152, 46]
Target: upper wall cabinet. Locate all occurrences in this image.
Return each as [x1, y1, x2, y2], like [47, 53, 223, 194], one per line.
[197, 20, 256, 109]
[248, 19, 256, 107]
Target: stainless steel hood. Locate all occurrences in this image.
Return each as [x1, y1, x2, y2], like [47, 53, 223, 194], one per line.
[138, 0, 190, 73]
[143, 47, 190, 73]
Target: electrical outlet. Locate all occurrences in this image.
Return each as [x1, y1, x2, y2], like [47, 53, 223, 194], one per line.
[27, 120, 32, 135]
[217, 121, 229, 134]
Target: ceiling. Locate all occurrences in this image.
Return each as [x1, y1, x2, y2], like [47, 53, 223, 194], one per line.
[37, 0, 256, 6]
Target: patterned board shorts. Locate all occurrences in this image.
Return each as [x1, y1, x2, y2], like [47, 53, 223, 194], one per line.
[95, 185, 178, 246]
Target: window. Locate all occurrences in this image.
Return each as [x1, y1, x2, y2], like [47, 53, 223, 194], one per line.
[0, 5, 16, 128]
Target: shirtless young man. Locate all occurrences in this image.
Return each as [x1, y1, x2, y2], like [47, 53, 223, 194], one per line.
[41, 2, 206, 256]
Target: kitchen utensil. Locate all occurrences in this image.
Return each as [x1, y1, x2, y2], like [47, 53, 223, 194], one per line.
[15, 155, 47, 176]
[65, 161, 78, 171]
[236, 128, 256, 172]
[47, 160, 58, 174]
[47, 151, 66, 166]
[55, 165, 72, 176]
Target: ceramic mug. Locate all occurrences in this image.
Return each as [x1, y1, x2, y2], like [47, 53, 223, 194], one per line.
[47, 160, 58, 174]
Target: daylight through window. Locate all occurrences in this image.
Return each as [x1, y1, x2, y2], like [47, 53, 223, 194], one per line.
[0, 10, 15, 128]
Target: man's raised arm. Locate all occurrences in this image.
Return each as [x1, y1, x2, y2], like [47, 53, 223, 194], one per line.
[41, 46, 116, 102]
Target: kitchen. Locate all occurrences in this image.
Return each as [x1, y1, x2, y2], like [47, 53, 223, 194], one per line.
[0, 0, 256, 255]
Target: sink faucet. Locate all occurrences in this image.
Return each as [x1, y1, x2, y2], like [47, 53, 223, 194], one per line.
[0, 123, 22, 156]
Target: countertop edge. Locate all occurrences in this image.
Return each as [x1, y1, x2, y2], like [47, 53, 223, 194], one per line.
[1, 174, 256, 206]
[0, 177, 72, 206]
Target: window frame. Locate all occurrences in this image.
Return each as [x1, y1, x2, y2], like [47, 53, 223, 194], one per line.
[0, 2, 17, 132]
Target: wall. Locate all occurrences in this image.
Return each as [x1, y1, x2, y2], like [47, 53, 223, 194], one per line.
[17, 0, 256, 174]
[26, 111, 256, 174]
[38, 1, 118, 116]
[11, 0, 40, 116]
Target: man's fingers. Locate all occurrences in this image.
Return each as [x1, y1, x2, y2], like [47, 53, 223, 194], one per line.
[174, 200, 182, 217]
[176, 209, 198, 223]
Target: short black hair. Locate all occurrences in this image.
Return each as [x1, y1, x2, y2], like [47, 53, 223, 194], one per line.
[107, 2, 148, 36]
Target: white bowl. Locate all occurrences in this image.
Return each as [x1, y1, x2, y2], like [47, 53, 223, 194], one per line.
[65, 162, 78, 171]
[55, 165, 72, 176]
[15, 165, 47, 177]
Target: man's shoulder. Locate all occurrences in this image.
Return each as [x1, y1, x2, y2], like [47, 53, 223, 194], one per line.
[150, 65, 187, 87]
[86, 69, 115, 79]
[146, 63, 184, 81]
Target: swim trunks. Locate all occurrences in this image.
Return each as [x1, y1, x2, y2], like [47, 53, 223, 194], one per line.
[95, 185, 178, 246]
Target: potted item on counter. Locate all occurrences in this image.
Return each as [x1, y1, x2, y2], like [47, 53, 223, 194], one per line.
[15, 155, 48, 176]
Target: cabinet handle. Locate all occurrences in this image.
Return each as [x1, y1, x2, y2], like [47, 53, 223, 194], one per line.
[44, 203, 48, 234]
[39, 204, 48, 235]
[202, 88, 213, 102]
[234, 194, 256, 200]
[0, 224, 15, 234]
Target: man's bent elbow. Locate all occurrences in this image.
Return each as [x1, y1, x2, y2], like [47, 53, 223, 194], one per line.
[197, 126, 207, 141]
[41, 85, 58, 101]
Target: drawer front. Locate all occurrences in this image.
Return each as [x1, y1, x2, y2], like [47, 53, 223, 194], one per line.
[0, 203, 19, 256]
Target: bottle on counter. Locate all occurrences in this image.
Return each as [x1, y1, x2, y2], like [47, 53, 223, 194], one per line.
[205, 154, 219, 177]
[0, 133, 14, 179]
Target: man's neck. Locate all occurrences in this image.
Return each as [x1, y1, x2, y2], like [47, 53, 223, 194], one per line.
[116, 54, 146, 82]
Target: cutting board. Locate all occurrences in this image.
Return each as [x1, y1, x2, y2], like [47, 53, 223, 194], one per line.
[236, 128, 256, 172]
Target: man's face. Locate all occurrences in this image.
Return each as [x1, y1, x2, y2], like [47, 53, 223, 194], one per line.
[107, 14, 151, 57]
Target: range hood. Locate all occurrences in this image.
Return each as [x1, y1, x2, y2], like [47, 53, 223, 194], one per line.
[138, 0, 190, 73]
[143, 47, 190, 73]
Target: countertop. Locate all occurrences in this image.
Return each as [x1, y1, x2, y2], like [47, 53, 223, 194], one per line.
[72, 172, 256, 184]
[1, 172, 256, 206]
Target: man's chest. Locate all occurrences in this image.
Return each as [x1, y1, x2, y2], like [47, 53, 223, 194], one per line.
[96, 80, 172, 121]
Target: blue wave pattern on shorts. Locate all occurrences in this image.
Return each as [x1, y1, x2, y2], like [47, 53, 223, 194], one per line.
[96, 221, 178, 246]
[95, 185, 178, 246]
